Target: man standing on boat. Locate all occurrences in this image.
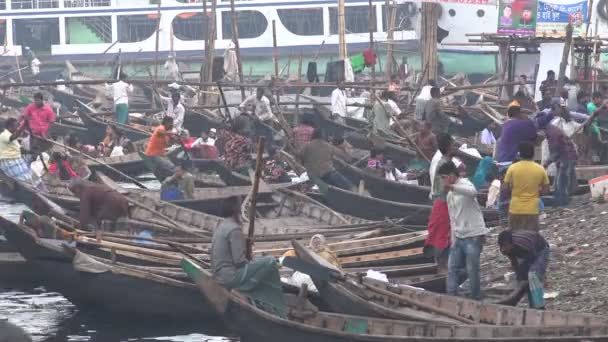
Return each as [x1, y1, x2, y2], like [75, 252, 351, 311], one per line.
[211, 196, 286, 316]
[438, 161, 489, 301]
[161, 162, 195, 200]
[498, 230, 550, 309]
[145, 116, 177, 178]
[331, 82, 348, 122]
[111, 72, 134, 125]
[0, 118, 32, 183]
[160, 91, 185, 132]
[21, 92, 56, 155]
[239, 87, 274, 124]
[69, 180, 130, 241]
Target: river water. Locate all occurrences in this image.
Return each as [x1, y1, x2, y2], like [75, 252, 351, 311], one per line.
[0, 196, 234, 342]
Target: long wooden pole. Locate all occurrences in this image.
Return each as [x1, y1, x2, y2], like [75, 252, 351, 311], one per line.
[295, 52, 303, 117]
[385, 0, 396, 80]
[368, 0, 376, 83]
[199, 0, 208, 87]
[153, 1, 162, 84]
[246, 137, 265, 260]
[229, 0, 246, 101]
[272, 20, 279, 79]
[204, 0, 217, 105]
[556, 24, 574, 96]
[338, 0, 347, 59]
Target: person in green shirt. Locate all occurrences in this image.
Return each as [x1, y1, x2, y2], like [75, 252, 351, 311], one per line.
[587, 91, 605, 162]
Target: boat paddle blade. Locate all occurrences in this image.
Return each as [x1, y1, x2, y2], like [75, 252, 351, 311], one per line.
[282, 257, 341, 282]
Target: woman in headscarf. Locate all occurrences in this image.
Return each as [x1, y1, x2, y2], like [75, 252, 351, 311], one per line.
[309, 234, 341, 269]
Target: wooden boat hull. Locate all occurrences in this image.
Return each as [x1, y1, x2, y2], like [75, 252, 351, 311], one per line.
[183, 258, 608, 342]
[310, 185, 498, 225]
[1, 217, 217, 319]
[78, 109, 150, 143]
[334, 158, 431, 204]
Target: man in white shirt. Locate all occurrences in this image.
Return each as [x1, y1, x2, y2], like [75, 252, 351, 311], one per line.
[31, 57, 41, 78]
[111, 73, 134, 124]
[164, 54, 180, 81]
[239, 88, 274, 123]
[331, 83, 348, 119]
[161, 91, 185, 131]
[438, 160, 489, 301]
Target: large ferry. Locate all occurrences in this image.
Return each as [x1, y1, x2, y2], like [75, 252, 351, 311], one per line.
[0, 0, 500, 62]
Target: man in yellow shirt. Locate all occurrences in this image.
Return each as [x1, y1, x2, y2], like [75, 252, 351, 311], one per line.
[0, 118, 32, 182]
[504, 142, 550, 231]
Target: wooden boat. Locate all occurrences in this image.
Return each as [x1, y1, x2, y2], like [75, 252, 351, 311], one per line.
[0, 215, 218, 319]
[293, 240, 608, 328]
[78, 107, 151, 143]
[575, 165, 608, 181]
[138, 152, 226, 187]
[310, 184, 498, 225]
[183, 257, 608, 342]
[334, 158, 431, 205]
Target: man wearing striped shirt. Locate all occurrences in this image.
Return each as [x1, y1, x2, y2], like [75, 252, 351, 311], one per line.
[498, 230, 550, 309]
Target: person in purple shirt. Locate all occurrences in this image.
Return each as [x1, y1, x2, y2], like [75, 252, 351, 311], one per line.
[496, 101, 538, 165]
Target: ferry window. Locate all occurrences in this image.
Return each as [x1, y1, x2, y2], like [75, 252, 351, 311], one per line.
[13, 18, 60, 51]
[118, 14, 158, 43]
[172, 12, 216, 41]
[64, 0, 111, 7]
[12, 0, 58, 9]
[329, 6, 376, 34]
[0, 20, 5, 43]
[0, 1, 5, 10]
[66, 16, 112, 44]
[382, 3, 417, 31]
[277, 8, 323, 36]
[222, 11, 268, 40]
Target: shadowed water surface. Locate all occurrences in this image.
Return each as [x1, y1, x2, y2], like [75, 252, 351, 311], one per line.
[0, 193, 235, 342]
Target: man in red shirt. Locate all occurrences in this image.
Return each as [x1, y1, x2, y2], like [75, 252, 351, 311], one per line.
[22, 92, 56, 138]
[292, 114, 315, 151]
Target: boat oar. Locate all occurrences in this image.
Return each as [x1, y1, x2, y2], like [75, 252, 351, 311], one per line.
[246, 137, 265, 260]
[38, 137, 149, 189]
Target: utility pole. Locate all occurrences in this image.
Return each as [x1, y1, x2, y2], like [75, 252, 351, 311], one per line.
[229, 0, 246, 100]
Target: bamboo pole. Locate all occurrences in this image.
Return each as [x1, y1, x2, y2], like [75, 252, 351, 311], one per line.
[199, 0, 208, 87]
[295, 52, 303, 117]
[338, 0, 347, 59]
[556, 24, 574, 96]
[14, 53, 23, 83]
[153, 1, 162, 84]
[385, 0, 396, 80]
[368, 0, 376, 83]
[272, 20, 279, 80]
[229, 0, 246, 101]
[246, 137, 265, 260]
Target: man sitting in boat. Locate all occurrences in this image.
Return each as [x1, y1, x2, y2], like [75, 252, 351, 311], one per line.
[297, 129, 354, 191]
[69, 180, 130, 242]
[161, 163, 195, 200]
[239, 87, 274, 125]
[47, 152, 78, 182]
[366, 148, 387, 178]
[190, 129, 218, 159]
[0, 118, 32, 183]
[99, 125, 133, 157]
[498, 230, 550, 309]
[144, 116, 177, 178]
[309, 234, 341, 270]
[212, 196, 286, 316]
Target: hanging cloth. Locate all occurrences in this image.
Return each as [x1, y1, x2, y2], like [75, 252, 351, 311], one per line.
[350, 53, 366, 74]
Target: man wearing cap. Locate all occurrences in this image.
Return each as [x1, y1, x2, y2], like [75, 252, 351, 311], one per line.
[495, 101, 537, 166]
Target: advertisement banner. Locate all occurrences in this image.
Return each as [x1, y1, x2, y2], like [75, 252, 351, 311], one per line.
[497, 0, 538, 36]
[536, 0, 587, 37]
